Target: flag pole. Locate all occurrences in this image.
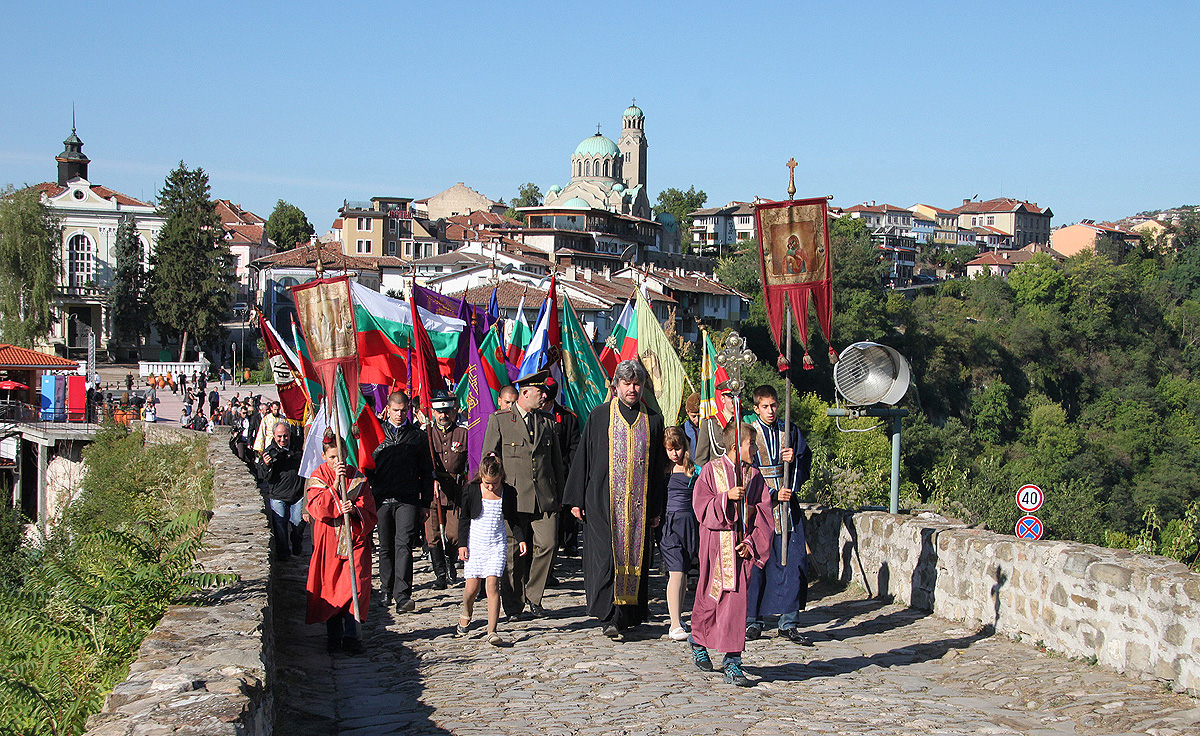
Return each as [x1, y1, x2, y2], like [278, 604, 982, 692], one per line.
[328, 388, 362, 622]
[779, 157, 799, 567]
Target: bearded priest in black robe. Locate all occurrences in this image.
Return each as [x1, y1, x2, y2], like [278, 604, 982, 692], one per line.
[564, 359, 668, 639]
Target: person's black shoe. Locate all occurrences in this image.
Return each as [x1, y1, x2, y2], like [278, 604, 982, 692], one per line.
[510, 610, 532, 622]
[745, 623, 763, 641]
[433, 575, 449, 590]
[602, 623, 621, 639]
[396, 597, 415, 613]
[382, 594, 395, 608]
[691, 646, 713, 671]
[326, 637, 342, 654]
[782, 629, 814, 646]
[527, 602, 548, 618]
[341, 637, 363, 655]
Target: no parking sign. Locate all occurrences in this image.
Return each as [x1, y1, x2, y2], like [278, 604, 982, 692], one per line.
[1016, 515, 1044, 540]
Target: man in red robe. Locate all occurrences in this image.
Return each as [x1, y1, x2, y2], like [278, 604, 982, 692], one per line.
[305, 433, 378, 654]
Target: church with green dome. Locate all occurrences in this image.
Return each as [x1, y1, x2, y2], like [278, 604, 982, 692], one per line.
[541, 103, 651, 219]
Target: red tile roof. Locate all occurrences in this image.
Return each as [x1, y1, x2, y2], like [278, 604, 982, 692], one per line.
[215, 199, 266, 226]
[251, 243, 381, 270]
[845, 203, 910, 214]
[34, 182, 152, 207]
[952, 197, 1050, 216]
[450, 281, 606, 311]
[0, 344, 78, 369]
[225, 223, 266, 246]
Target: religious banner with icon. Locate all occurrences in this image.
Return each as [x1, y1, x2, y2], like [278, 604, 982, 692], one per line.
[291, 275, 361, 404]
[754, 196, 835, 367]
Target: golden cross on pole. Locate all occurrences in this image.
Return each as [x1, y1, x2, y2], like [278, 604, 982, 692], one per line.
[786, 157, 798, 200]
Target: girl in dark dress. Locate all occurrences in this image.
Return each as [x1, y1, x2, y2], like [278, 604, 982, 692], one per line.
[661, 426, 699, 641]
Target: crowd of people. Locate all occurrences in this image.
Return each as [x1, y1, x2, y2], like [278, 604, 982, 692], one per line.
[233, 358, 815, 688]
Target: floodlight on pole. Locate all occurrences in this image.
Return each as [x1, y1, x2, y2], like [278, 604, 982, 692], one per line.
[826, 341, 912, 515]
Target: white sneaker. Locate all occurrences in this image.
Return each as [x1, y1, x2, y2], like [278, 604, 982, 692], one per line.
[668, 626, 690, 641]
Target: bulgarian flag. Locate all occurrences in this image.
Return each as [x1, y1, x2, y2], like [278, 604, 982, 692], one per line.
[349, 281, 464, 387]
[599, 298, 636, 377]
[506, 294, 532, 366]
[478, 322, 512, 404]
[700, 328, 733, 427]
[330, 366, 384, 472]
[291, 317, 322, 408]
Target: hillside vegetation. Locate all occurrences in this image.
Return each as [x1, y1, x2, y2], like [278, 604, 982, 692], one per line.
[718, 216, 1200, 568]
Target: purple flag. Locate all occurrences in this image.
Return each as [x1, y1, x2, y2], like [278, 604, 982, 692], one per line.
[453, 325, 497, 478]
[413, 283, 495, 382]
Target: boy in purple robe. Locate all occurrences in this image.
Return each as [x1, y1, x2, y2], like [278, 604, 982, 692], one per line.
[688, 421, 775, 687]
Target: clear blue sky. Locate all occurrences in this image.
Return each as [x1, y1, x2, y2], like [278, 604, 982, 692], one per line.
[2, 1, 1197, 229]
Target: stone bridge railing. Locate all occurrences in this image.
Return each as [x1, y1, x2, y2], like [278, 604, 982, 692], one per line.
[803, 506, 1200, 694]
[84, 427, 273, 735]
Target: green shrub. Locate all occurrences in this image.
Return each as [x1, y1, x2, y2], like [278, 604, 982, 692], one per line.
[0, 426, 230, 736]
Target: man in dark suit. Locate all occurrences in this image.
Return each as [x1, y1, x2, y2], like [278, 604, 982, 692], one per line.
[481, 369, 564, 619]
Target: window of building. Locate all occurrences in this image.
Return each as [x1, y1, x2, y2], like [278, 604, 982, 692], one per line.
[357, 217, 371, 231]
[603, 160, 609, 177]
[387, 241, 396, 256]
[389, 219, 396, 233]
[584, 160, 591, 176]
[67, 233, 93, 287]
[987, 216, 995, 225]
[404, 241, 412, 257]
[356, 239, 371, 254]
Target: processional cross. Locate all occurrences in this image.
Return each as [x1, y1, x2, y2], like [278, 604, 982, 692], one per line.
[715, 331, 757, 539]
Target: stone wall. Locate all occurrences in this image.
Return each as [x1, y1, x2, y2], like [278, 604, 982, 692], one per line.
[803, 506, 1200, 693]
[84, 430, 274, 735]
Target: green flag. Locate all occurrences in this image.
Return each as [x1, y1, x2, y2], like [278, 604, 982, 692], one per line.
[635, 290, 687, 424]
[559, 297, 610, 425]
[333, 366, 361, 470]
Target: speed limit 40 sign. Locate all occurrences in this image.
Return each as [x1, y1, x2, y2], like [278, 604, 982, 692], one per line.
[1016, 484, 1044, 513]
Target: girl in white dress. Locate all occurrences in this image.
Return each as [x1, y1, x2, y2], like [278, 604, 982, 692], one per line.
[457, 455, 526, 645]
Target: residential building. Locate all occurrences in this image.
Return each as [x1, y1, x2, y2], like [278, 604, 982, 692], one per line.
[1050, 220, 1141, 257]
[844, 203, 918, 283]
[951, 197, 1053, 249]
[412, 182, 507, 221]
[965, 242, 1064, 278]
[688, 201, 756, 254]
[911, 204, 962, 245]
[33, 125, 166, 360]
[337, 196, 442, 261]
[215, 200, 274, 303]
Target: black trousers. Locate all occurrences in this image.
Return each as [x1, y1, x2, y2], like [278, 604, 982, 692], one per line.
[376, 500, 421, 601]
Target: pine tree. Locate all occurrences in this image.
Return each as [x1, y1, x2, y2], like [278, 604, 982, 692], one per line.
[108, 214, 147, 354]
[147, 163, 235, 361]
[0, 185, 61, 347]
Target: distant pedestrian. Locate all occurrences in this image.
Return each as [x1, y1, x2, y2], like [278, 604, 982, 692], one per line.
[456, 455, 526, 646]
[209, 389, 220, 416]
[220, 365, 228, 390]
[125, 372, 133, 393]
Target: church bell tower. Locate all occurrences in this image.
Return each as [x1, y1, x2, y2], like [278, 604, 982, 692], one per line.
[56, 114, 90, 186]
[618, 101, 647, 191]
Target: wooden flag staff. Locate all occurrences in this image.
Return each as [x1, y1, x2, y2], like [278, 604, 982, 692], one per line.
[780, 158, 798, 567]
[328, 383, 362, 622]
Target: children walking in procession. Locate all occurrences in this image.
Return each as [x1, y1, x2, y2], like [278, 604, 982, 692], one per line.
[305, 433, 377, 655]
[688, 422, 775, 687]
[457, 455, 526, 646]
[661, 426, 699, 642]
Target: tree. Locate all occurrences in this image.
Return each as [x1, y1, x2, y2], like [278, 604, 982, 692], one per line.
[653, 186, 707, 249]
[0, 185, 60, 347]
[505, 183, 543, 223]
[264, 200, 314, 251]
[147, 163, 235, 361]
[108, 214, 148, 353]
[513, 183, 542, 208]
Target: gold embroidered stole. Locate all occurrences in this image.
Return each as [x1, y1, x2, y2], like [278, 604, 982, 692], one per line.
[754, 427, 785, 534]
[708, 458, 739, 602]
[607, 399, 650, 605]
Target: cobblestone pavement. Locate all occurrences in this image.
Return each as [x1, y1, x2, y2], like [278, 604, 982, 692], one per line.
[272, 543, 1200, 736]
